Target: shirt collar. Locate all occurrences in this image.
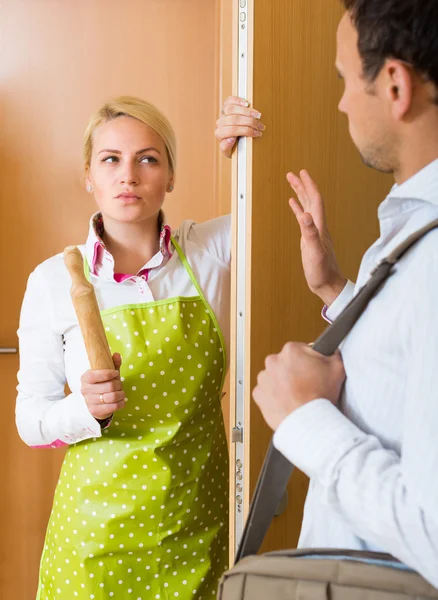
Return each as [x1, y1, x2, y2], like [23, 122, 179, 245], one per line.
[371, 158, 438, 251]
[388, 158, 438, 203]
[84, 211, 172, 280]
[378, 158, 438, 221]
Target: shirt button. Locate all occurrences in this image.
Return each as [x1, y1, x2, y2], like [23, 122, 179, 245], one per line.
[141, 275, 147, 280]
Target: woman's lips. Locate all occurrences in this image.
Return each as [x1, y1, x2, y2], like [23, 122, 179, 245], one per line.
[116, 193, 141, 204]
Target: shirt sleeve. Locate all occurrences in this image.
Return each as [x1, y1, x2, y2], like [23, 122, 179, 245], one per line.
[186, 214, 231, 267]
[16, 267, 104, 447]
[323, 279, 356, 323]
[273, 262, 438, 587]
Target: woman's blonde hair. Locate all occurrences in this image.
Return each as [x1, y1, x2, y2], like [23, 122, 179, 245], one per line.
[83, 96, 176, 173]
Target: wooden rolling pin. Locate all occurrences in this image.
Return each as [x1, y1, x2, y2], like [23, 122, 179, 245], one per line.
[63, 246, 114, 371]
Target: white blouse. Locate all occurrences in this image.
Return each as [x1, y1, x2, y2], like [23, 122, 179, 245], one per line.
[16, 214, 231, 448]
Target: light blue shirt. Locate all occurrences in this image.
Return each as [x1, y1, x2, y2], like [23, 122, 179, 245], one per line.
[274, 159, 438, 588]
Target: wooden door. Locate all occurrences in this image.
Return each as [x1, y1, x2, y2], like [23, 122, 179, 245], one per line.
[0, 1, 225, 597]
[227, 0, 393, 557]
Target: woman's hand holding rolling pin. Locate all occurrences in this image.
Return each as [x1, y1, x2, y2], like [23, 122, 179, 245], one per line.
[81, 352, 127, 420]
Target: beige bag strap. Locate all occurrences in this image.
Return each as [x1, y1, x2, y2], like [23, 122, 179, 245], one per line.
[236, 217, 438, 562]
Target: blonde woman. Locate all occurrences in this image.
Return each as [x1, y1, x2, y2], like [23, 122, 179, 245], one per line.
[16, 95, 263, 599]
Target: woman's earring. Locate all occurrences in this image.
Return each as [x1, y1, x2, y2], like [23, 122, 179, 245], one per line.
[87, 185, 93, 193]
[167, 185, 174, 192]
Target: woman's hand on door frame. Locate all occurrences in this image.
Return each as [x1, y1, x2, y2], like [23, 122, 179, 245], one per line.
[215, 96, 265, 158]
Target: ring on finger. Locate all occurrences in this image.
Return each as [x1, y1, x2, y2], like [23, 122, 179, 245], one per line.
[221, 108, 226, 115]
[100, 393, 106, 405]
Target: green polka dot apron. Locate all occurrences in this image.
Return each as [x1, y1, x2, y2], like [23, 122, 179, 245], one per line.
[37, 238, 229, 600]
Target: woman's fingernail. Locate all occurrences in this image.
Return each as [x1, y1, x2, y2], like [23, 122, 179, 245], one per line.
[251, 110, 262, 119]
[240, 99, 250, 107]
[227, 137, 236, 144]
[254, 130, 263, 137]
[258, 123, 266, 131]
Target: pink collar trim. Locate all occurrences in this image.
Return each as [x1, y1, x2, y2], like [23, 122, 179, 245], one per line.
[85, 212, 172, 281]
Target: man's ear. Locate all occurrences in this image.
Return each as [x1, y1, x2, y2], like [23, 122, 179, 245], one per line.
[385, 60, 414, 120]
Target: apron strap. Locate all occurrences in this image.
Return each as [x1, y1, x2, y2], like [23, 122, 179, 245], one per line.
[83, 236, 209, 303]
[84, 236, 209, 305]
[171, 236, 208, 302]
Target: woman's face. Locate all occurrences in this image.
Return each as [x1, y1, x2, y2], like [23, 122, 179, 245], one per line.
[86, 116, 173, 224]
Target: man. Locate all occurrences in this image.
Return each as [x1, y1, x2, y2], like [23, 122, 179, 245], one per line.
[215, 0, 438, 588]
[251, 0, 438, 587]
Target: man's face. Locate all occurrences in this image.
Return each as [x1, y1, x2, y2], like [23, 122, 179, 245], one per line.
[336, 13, 397, 174]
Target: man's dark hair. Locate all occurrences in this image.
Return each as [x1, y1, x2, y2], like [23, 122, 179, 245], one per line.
[343, 0, 438, 100]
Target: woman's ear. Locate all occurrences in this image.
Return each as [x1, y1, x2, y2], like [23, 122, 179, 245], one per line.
[85, 169, 93, 193]
[167, 177, 175, 193]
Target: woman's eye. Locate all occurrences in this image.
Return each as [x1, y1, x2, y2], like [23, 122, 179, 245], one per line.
[101, 155, 157, 164]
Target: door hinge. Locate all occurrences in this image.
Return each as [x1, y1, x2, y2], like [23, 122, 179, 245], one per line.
[232, 426, 243, 443]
